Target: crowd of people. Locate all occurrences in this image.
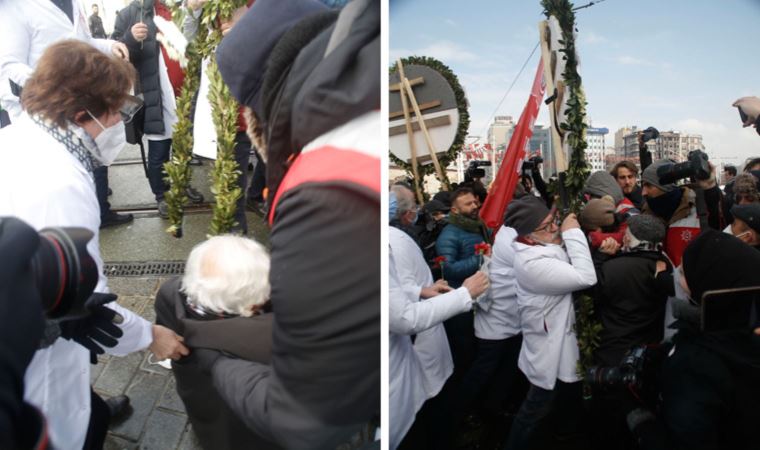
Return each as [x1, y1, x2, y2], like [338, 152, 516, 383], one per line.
[390, 153, 760, 449]
[0, 0, 378, 449]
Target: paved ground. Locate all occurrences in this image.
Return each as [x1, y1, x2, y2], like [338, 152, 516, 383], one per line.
[93, 143, 269, 449]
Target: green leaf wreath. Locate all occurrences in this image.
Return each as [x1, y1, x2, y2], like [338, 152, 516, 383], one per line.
[541, 0, 601, 378]
[165, 0, 246, 237]
[389, 56, 470, 196]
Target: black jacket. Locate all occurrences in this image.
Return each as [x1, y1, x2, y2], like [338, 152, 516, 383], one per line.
[154, 277, 277, 450]
[112, 0, 166, 135]
[593, 250, 671, 366]
[210, 1, 380, 447]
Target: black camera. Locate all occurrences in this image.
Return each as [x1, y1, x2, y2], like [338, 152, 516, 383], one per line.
[466, 160, 491, 181]
[656, 149, 710, 185]
[586, 344, 668, 407]
[522, 156, 544, 176]
[639, 127, 660, 144]
[0, 216, 98, 320]
[587, 345, 648, 390]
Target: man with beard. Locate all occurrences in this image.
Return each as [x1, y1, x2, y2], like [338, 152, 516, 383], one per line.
[611, 160, 644, 210]
[640, 159, 723, 267]
[435, 188, 491, 388]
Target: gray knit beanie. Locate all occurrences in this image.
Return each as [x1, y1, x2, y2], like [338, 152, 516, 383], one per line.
[627, 214, 666, 243]
[580, 198, 616, 230]
[583, 171, 624, 205]
[504, 195, 550, 236]
[641, 160, 677, 193]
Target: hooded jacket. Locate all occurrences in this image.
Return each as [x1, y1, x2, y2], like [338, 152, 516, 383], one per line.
[210, 2, 380, 447]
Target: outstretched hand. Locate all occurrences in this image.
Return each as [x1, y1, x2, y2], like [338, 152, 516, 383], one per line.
[150, 325, 190, 360]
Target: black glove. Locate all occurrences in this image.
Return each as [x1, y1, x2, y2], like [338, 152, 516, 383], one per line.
[59, 293, 123, 364]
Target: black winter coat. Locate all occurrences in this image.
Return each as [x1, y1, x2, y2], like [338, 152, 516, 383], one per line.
[112, 0, 165, 135]
[593, 250, 671, 366]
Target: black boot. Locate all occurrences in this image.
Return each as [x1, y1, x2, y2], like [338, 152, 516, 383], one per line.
[105, 395, 132, 423]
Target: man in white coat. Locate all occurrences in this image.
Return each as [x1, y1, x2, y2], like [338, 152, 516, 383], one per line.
[0, 40, 187, 450]
[389, 226, 489, 449]
[503, 195, 597, 450]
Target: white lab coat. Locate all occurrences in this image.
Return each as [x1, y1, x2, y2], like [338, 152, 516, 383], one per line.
[388, 228, 472, 449]
[512, 228, 596, 390]
[0, 0, 116, 119]
[474, 226, 520, 340]
[0, 113, 152, 450]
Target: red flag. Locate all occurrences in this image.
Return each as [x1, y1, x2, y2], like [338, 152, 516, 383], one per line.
[480, 59, 545, 231]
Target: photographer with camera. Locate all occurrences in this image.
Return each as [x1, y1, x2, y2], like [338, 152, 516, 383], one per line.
[521, 156, 552, 207]
[658, 230, 760, 450]
[641, 156, 723, 267]
[583, 213, 672, 450]
[0, 41, 188, 449]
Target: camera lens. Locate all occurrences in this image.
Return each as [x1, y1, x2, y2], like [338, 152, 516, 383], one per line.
[30, 227, 98, 319]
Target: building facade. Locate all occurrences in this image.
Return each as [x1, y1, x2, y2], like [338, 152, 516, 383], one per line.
[622, 130, 704, 163]
[585, 127, 609, 173]
[487, 115, 515, 150]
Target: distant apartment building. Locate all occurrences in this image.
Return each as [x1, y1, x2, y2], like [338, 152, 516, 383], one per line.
[528, 125, 554, 179]
[488, 115, 515, 149]
[585, 127, 609, 173]
[615, 126, 637, 156]
[622, 130, 704, 163]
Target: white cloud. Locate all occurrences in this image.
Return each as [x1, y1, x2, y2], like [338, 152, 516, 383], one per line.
[615, 55, 655, 66]
[580, 31, 607, 45]
[671, 118, 760, 163]
[444, 18, 457, 27]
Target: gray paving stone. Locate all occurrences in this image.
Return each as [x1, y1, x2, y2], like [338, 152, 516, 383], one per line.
[157, 376, 186, 414]
[104, 434, 138, 450]
[178, 424, 203, 450]
[140, 350, 171, 376]
[94, 350, 144, 396]
[99, 211, 269, 263]
[108, 278, 161, 297]
[110, 372, 169, 441]
[108, 161, 213, 210]
[115, 143, 142, 163]
[139, 409, 187, 450]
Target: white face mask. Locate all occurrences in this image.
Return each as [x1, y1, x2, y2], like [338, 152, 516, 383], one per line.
[86, 110, 126, 166]
[724, 224, 751, 240]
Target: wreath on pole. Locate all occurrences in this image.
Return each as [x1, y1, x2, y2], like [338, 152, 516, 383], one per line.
[389, 56, 470, 195]
[165, 0, 246, 238]
[541, 0, 601, 379]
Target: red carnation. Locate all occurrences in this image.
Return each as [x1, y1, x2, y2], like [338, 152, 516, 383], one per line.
[474, 243, 491, 256]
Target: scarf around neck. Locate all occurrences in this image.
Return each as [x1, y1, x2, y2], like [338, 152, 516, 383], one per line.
[449, 212, 487, 237]
[30, 115, 100, 179]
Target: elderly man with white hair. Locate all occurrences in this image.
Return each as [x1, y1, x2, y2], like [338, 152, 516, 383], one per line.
[154, 235, 277, 450]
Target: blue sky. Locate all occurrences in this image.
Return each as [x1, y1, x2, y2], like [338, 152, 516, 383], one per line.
[390, 0, 760, 166]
